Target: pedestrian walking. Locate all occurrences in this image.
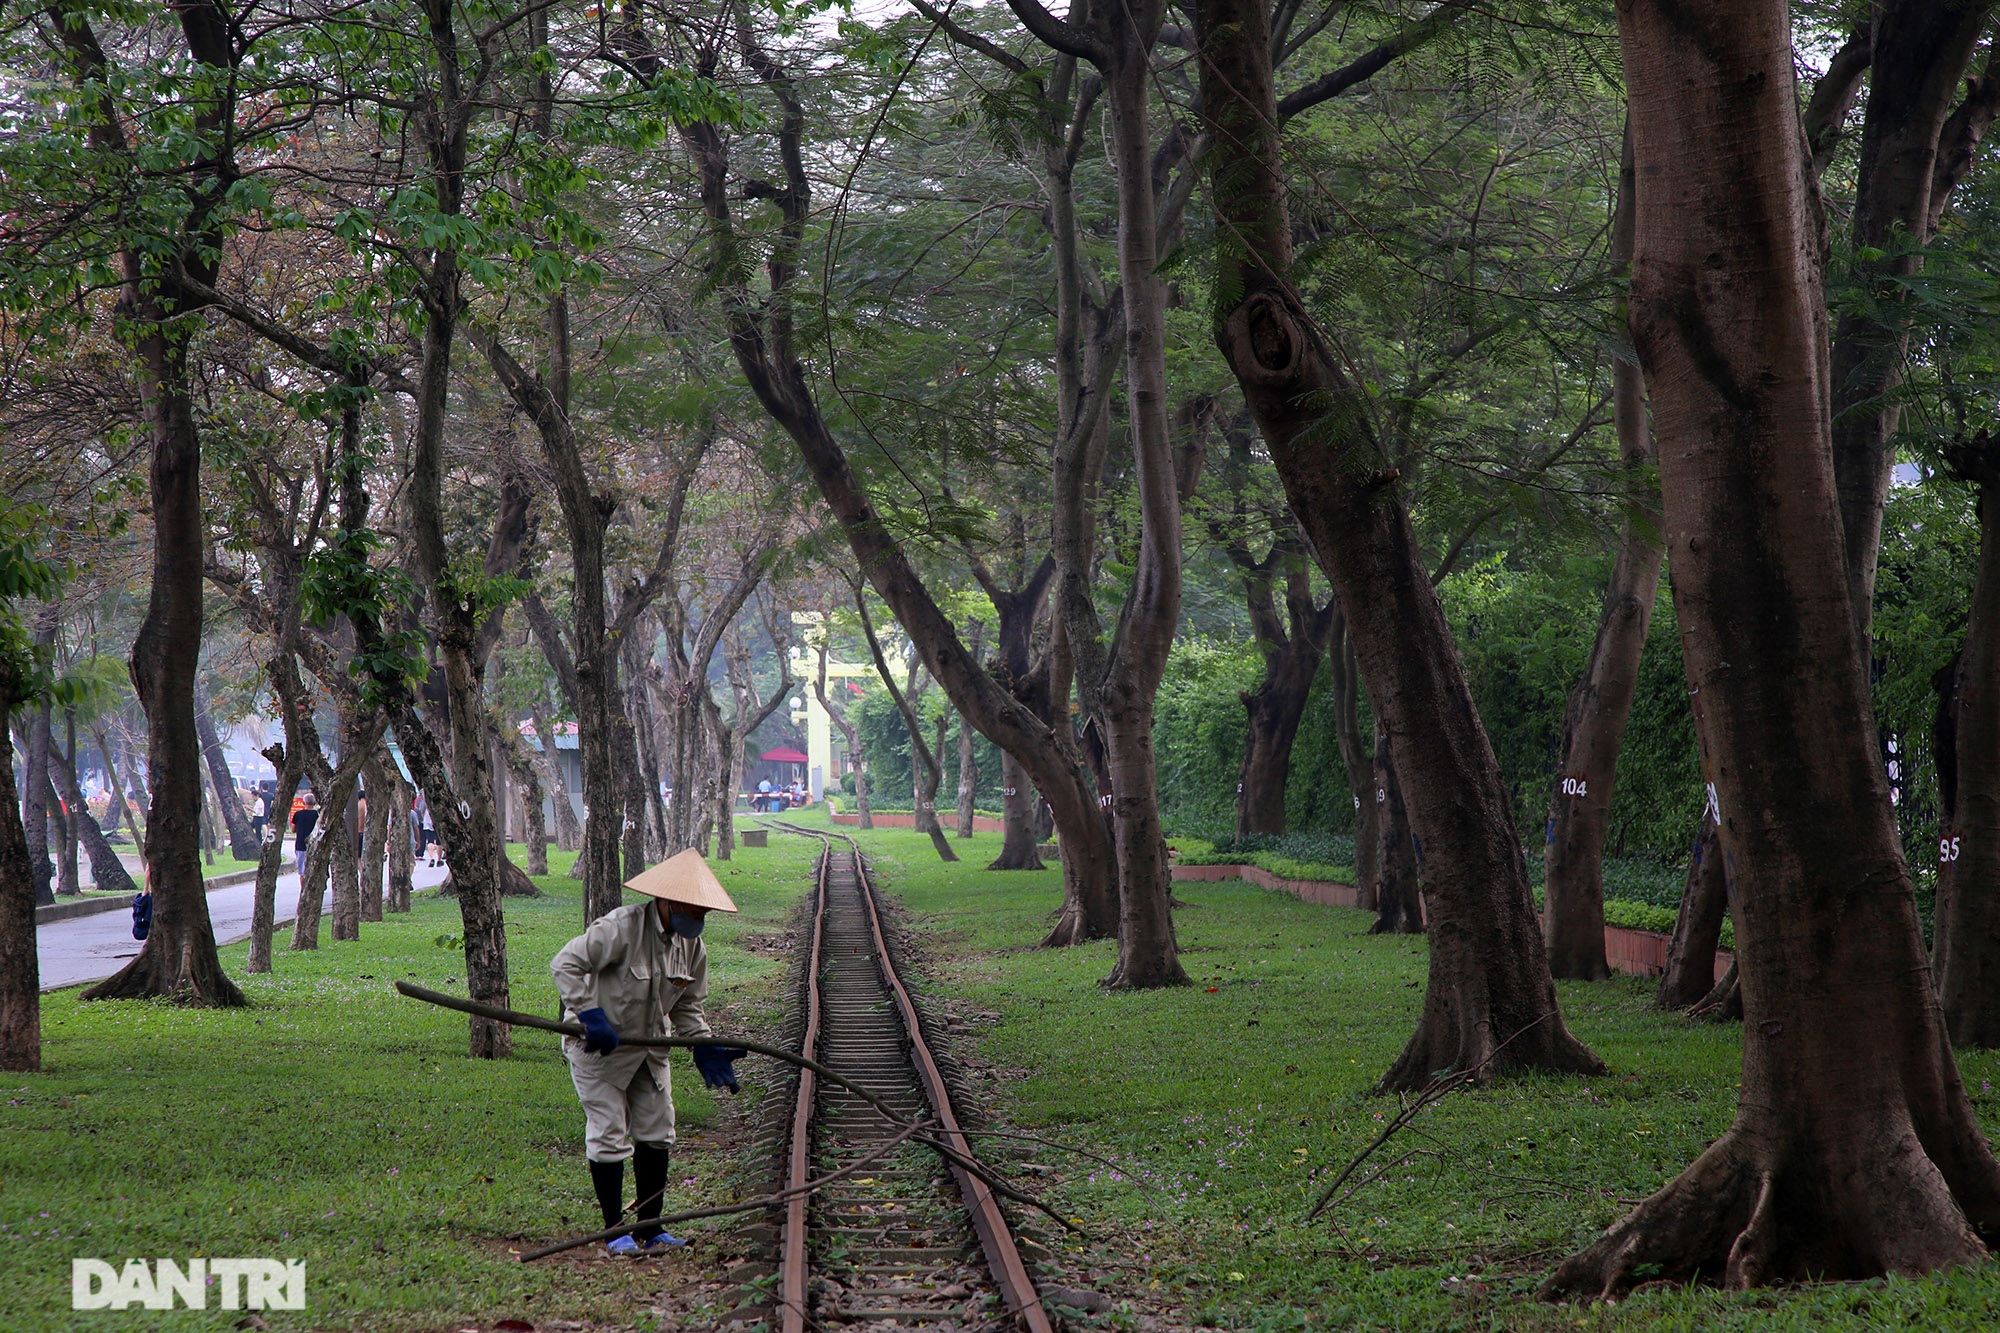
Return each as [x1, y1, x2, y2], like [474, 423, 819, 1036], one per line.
[291, 792, 319, 881]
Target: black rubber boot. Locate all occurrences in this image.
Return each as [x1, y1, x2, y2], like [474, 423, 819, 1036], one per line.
[632, 1142, 669, 1244]
[588, 1158, 625, 1232]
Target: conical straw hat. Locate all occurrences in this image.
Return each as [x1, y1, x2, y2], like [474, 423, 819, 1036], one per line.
[622, 848, 739, 912]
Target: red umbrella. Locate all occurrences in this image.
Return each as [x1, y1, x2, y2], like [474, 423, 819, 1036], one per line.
[760, 746, 810, 763]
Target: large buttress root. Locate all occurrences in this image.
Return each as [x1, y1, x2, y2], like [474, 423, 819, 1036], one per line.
[1542, 1116, 1992, 1299]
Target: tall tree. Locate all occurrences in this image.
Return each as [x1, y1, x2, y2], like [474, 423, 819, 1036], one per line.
[196, 685, 260, 862]
[1832, 4, 1998, 648]
[1933, 431, 2000, 1045]
[1191, 0, 1599, 1085]
[856, 585, 958, 862]
[50, 0, 247, 1005]
[0, 509, 66, 1070]
[664, 12, 1124, 955]
[1546, 0, 2000, 1293]
[1541, 129, 1664, 980]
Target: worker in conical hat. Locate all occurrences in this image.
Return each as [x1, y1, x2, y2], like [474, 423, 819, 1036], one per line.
[550, 848, 748, 1256]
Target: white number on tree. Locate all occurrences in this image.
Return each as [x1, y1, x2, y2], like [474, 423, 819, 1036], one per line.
[1559, 776, 1589, 797]
[1942, 836, 1962, 864]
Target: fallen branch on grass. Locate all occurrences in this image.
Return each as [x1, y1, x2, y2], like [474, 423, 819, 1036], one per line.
[394, 981, 1090, 1240]
[1307, 1011, 1559, 1222]
[517, 1116, 938, 1261]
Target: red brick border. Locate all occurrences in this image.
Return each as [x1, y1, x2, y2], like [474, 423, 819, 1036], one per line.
[1172, 863, 1730, 985]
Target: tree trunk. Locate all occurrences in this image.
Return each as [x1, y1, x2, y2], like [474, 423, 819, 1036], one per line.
[680, 48, 1119, 942]
[527, 705, 582, 854]
[247, 742, 302, 974]
[500, 727, 549, 878]
[817, 645, 873, 829]
[1831, 2, 1995, 650]
[24, 702, 52, 907]
[1368, 720, 1423, 935]
[0, 683, 42, 1069]
[991, 752, 1044, 870]
[0, 796, 44, 1041]
[291, 755, 365, 951]
[955, 711, 977, 838]
[1192, 0, 1595, 1085]
[198, 779, 218, 866]
[45, 740, 138, 897]
[1542, 127, 1664, 981]
[1234, 639, 1321, 838]
[724, 704, 748, 860]
[1656, 806, 1729, 1010]
[385, 761, 415, 912]
[328, 778, 361, 941]
[93, 724, 141, 855]
[856, 589, 958, 862]
[360, 757, 389, 923]
[1326, 610, 1379, 910]
[80, 325, 243, 1006]
[196, 693, 259, 862]
[51, 774, 78, 898]
[1934, 438, 2000, 1044]
[1089, 36, 1188, 991]
[1227, 542, 1332, 840]
[1545, 1, 2000, 1294]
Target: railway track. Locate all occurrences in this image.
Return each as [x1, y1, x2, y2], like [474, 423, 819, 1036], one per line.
[761, 823, 1053, 1333]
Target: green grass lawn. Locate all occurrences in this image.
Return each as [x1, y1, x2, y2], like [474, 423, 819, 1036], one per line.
[3, 837, 820, 1332]
[17, 814, 2000, 1331]
[814, 809, 2000, 1332]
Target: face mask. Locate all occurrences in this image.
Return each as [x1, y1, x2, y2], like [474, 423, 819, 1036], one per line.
[668, 911, 705, 939]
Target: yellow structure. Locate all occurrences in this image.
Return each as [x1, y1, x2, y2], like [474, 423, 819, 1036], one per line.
[790, 612, 871, 801]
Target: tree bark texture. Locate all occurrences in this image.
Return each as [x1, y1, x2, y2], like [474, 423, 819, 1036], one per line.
[1542, 128, 1663, 981]
[1083, 21, 1189, 990]
[24, 702, 52, 907]
[1831, 1, 1995, 647]
[1368, 720, 1422, 935]
[247, 741, 302, 974]
[1934, 436, 2000, 1045]
[81, 339, 241, 1005]
[1656, 806, 1729, 1011]
[498, 723, 549, 877]
[45, 741, 138, 898]
[955, 710, 977, 838]
[1545, 1, 2000, 1295]
[360, 756, 390, 922]
[1326, 608, 1379, 910]
[385, 761, 415, 913]
[527, 704, 582, 854]
[196, 692, 259, 862]
[1193, 0, 1594, 1084]
[975, 571, 1051, 872]
[1232, 548, 1332, 838]
[53, 758, 77, 898]
[0, 684, 41, 1069]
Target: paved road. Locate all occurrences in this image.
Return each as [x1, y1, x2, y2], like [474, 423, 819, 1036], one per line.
[37, 861, 454, 991]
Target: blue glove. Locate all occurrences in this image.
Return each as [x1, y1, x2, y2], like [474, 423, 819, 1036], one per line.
[577, 1007, 619, 1055]
[130, 892, 152, 941]
[692, 1044, 747, 1093]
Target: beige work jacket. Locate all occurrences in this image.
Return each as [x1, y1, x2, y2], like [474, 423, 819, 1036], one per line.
[550, 902, 712, 1050]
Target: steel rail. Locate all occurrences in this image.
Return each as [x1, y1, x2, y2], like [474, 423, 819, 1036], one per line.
[778, 828, 831, 1333]
[764, 819, 1054, 1333]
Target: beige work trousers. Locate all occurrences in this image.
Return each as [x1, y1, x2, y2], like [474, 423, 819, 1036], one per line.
[566, 1044, 674, 1162]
